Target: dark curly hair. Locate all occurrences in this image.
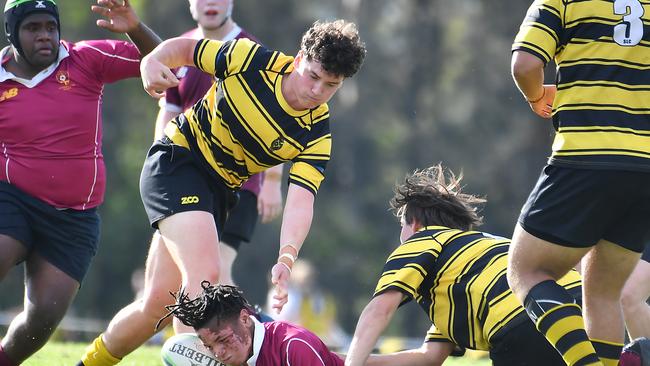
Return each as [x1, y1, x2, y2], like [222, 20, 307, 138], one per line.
[300, 19, 366, 78]
[390, 164, 486, 231]
[156, 282, 254, 330]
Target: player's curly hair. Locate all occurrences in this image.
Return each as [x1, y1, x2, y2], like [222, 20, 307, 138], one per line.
[156, 281, 254, 330]
[300, 19, 366, 78]
[390, 164, 486, 231]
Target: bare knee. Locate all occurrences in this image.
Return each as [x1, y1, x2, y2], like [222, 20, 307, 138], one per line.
[140, 286, 176, 320]
[621, 282, 646, 311]
[583, 241, 640, 301]
[0, 234, 27, 279]
[20, 300, 68, 339]
[180, 259, 220, 294]
[508, 225, 585, 300]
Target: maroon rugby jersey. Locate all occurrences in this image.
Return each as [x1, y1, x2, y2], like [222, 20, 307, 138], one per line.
[0, 40, 141, 209]
[162, 26, 264, 194]
[248, 319, 344, 366]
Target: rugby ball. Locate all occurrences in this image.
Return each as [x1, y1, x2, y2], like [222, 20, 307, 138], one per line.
[161, 333, 222, 366]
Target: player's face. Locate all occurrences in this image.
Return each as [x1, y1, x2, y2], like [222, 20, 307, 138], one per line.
[17, 13, 59, 70]
[198, 313, 253, 366]
[189, 0, 232, 30]
[291, 52, 344, 110]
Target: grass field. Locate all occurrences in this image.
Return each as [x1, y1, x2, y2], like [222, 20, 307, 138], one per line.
[22, 342, 493, 365]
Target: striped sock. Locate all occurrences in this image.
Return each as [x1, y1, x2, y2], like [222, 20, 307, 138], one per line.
[591, 339, 623, 366]
[525, 280, 602, 366]
[80, 334, 121, 366]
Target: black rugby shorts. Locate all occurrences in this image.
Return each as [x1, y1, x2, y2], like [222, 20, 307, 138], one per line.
[139, 138, 238, 234]
[0, 181, 100, 283]
[518, 165, 650, 252]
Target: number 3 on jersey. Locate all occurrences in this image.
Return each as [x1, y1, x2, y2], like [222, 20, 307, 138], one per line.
[614, 0, 645, 46]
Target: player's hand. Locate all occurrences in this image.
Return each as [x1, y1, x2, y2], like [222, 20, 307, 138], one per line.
[270, 263, 291, 313]
[528, 84, 557, 119]
[140, 55, 179, 99]
[258, 180, 282, 223]
[92, 0, 140, 34]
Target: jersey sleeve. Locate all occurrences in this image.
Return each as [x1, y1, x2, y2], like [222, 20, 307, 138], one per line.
[511, 0, 565, 65]
[76, 40, 141, 83]
[193, 38, 262, 79]
[425, 324, 452, 343]
[373, 239, 442, 304]
[289, 132, 330, 196]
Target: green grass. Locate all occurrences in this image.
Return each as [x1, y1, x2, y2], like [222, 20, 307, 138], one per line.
[22, 342, 492, 365]
[23, 342, 161, 366]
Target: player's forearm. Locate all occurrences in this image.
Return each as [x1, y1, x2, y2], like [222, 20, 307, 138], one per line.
[346, 296, 398, 366]
[264, 165, 284, 182]
[511, 50, 545, 102]
[127, 22, 162, 56]
[366, 350, 440, 366]
[146, 37, 198, 69]
[346, 313, 387, 366]
[277, 184, 314, 263]
[366, 341, 453, 366]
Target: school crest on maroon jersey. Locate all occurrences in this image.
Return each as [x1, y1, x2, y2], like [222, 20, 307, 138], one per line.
[56, 70, 72, 90]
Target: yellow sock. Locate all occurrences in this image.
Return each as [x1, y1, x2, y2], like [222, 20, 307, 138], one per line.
[80, 334, 121, 366]
[591, 338, 623, 366]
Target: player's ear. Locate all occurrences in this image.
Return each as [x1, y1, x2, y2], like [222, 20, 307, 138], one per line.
[412, 219, 423, 232]
[294, 51, 303, 67]
[239, 309, 250, 324]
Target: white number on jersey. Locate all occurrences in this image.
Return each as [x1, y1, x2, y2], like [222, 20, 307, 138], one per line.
[613, 0, 645, 46]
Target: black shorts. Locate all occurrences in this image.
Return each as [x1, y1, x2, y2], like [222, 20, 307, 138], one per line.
[0, 181, 100, 283]
[489, 314, 566, 366]
[519, 165, 650, 252]
[139, 138, 238, 233]
[221, 190, 259, 251]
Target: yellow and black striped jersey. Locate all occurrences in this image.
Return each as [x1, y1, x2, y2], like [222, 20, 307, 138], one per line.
[164, 38, 331, 194]
[512, 0, 650, 171]
[374, 226, 581, 350]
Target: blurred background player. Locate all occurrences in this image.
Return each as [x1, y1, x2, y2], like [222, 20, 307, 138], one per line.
[153, 0, 284, 287]
[508, 1, 650, 365]
[266, 259, 347, 349]
[345, 164, 581, 366]
[79, 19, 366, 366]
[162, 282, 345, 366]
[0, 0, 160, 365]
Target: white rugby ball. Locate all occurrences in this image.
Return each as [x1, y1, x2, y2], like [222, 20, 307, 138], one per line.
[161, 333, 222, 366]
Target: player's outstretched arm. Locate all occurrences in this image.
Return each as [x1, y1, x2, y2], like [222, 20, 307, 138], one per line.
[364, 341, 454, 366]
[345, 290, 403, 366]
[91, 0, 161, 55]
[270, 184, 314, 313]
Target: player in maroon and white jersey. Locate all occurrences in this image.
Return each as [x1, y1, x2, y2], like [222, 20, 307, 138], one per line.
[163, 282, 345, 366]
[0, 1, 160, 365]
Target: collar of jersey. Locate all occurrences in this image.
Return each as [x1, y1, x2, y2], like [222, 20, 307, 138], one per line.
[274, 63, 314, 119]
[246, 315, 266, 365]
[0, 42, 69, 87]
[190, 24, 242, 42]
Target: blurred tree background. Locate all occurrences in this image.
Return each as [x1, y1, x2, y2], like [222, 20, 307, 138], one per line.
[0, 0, 557, 339]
